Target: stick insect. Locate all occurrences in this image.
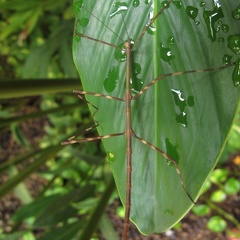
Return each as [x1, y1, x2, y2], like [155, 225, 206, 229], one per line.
[62, 0, 239, 239]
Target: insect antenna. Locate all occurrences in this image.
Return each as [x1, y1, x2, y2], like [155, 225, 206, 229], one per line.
[133, 0, 174, 49]
[121, 12, 131, 43]
[75, 4, 124, 47]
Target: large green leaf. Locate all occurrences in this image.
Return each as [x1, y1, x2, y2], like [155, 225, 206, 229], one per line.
[73, 0, 240, 235]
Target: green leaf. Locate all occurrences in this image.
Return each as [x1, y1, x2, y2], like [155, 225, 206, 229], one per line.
[38, 221, 84, 240]
[99, 214, 119, 240]
[224, 177, 240, 194]
[0, 145, 62, 199]
[78, 176, 115, 240]
[207, 216, 227, 232]
[73, 0, 240, 235]
[11, 124, 29, 146]
[13, 195, 60, 222]
[210, 190, 227, 202]
[22, 20, 75, 78]
[200, 180, 212, 195]
[33, 185, 95, 227]
[192, 204, 211, 217]
[0, 231, 35, 240]
[209, 169, 229, 184]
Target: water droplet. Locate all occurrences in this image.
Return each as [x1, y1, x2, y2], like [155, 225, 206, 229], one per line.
[79, 18, 89, 27]
[168, 36, 175, 45]
[110, 2, 128, 18]
[161, 1, 170, 8]
[200, 2, 206, 7]
[147, 24, 156, 35]
[195, 21, 200, 25]
[221, 24, 229, 33]
[73, 0, 83, 14]
[159, 43, 175, 64]
[171, 89, 194, 127]
[165, 138, 179, 166]
[173, 0, 182, 9]
[133, 0, 140, 7]
[232, 5, 240, 21]
[215, 25, 221, 32]
[227, 35, 240, 55]
[203, 2, 224, 42]
[107, 152, 116, 163]
[164, 209, 174, 215]
[74, 35, 81, 42]
[186, 6, 199, 21]
[171, 89, 187, 112]
[104, 67, 119, 92]
[148, 9, 154, 20]
[115, 39, 134, 62]
[187, 96, 195, 107]
[218, 37, 224, 43]
[145, 0, 151, 4]
[176, 112, 188, 128]
[232, 58, 240, 87]
[134, 62, 141, 75]
[131, 63, 143, 94]
[115, 42, 126, 62]
[222, 54, 232, 65]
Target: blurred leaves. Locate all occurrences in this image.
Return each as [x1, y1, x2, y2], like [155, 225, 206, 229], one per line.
[207, 216, 227, 233]
[0, 0, 71, 39]
[0, 0, 118, 239]
[0, 0, 77, 79]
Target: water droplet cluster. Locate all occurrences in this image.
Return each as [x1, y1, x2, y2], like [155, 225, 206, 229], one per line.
[104, 67, 119, 92]
[165, 138, 179, 166]
[110, 2, 128, 18]
[159, 43, 175, 64]
[107, 152, 116, 163]
[171, 89, 195, 128]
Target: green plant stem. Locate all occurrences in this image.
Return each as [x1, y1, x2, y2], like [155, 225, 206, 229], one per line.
[232, 124, 240, 134]
[0, 146, 55, 172]
[79, 176, 116, 240]
[0, 144, 62, 199]
[0, 102, 81, 128]
[0, 79, 80, 99]
[8, 166, 33, 204]
[203, 197, 240, 228]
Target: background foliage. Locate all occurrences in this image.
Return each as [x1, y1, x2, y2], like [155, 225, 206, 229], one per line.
[0, 0, 239, 239]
